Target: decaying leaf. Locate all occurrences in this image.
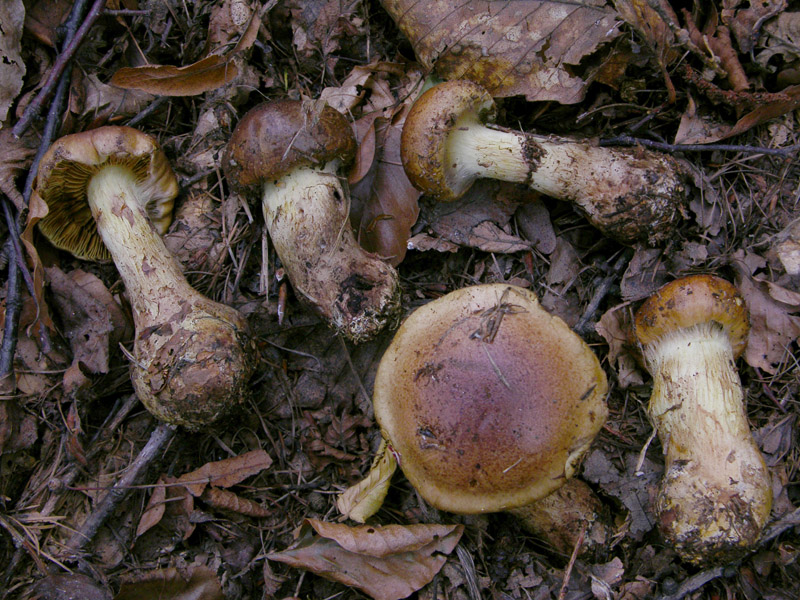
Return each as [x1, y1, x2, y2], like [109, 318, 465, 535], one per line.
[583, 449, 661, 540]
[380, 0, 621, 103]
[136, 475, 196, 541]
[110, 55, 239, 96]
[178, 448, 273, 496]
[0, 128, 36, 211]
[116, 566, 223, 600]
[269, 519, 464, 600]
[732, 252, 800, 373]
[595, 304, 644, 389]
[81, 74, 154, 125]
[33, 573, 111, 600]
[45, 267, 132, 375]
[0, 0, 25, 125]
[771, 218, 800, 275]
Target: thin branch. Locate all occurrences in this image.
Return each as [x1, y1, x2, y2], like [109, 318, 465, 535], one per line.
[600, 135, 799, 158]
[64, 423, 177, 555]
[12, 0, 106, 138]
[0, 240, 21, 381]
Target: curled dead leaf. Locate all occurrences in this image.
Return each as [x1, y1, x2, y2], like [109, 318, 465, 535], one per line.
[177, 448, 273, 496]
[110, 55, 239, 97]
[269, 519, 464, 600]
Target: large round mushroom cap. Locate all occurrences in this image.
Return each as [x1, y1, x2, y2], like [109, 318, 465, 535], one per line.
[401, 80, 496, 201]
[222, 100, 357, 195]
[633, 274, 750, 358]
[34, 126, 178, 262]
[373, 283, 608, 514]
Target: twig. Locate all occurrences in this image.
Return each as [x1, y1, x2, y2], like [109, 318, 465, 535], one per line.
[600, 135, 799, 158]
[63, 423, 176, 555]
[12, 0, 106, 138]
[557, 522, 587, 600]
[0, 236, 21, 381]
[656, 566, 726, 600]
[575, 249, 632, 337]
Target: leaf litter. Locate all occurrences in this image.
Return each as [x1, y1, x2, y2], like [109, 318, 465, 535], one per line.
[0, 0, 799, 599]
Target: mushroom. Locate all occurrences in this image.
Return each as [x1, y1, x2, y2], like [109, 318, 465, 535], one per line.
[401, 80, 692, 245]
[341, 283, 609, 553]
[223, 100, 401, 342]
[632, 274, 772, 563]
[35, 126, 253, 430]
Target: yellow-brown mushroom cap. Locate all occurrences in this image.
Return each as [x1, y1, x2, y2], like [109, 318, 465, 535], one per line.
[222, 100, 357, 195]
[401, 80, 497, 201]
[633, 274, 750, 358]
[34, 126, 178, 262]
[373, 283, 609, 514]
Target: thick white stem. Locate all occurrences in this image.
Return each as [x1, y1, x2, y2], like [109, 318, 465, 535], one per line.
[87, 165, 197, 328]
[449, 121, 688, 245]
[645, 323, 772, 562]
[261, 164, 399, 342]
[87, 165, 252, 429]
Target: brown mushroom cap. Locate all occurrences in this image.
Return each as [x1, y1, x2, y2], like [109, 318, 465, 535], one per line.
[633, 274, 750, 358]
[35, 126, 178, 262]
[401, 80, 497, 201]
[373, 283, 608, 514]
[222, 100, 357, 195]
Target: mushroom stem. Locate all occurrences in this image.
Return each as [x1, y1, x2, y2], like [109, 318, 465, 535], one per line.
[86, 165, 252, 429]
[402, 80, 692, 245]
[644, 322, 772, 562]
[87, 165, 195, 320]
[261, 163, 400, 342]
[446, 120, 687, 245]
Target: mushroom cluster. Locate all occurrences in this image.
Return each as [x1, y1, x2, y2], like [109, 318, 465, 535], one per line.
[223, 100, 401, 342]
[35, 126, 253, 430]
[401, 80, 692, 245]
[632, 274, 772, 563]
[342, 283, 609, 553]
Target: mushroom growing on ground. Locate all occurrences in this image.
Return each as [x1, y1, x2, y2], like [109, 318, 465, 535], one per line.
[223, 100, 401, 343]
[35, 126, 253, 430]
[401, 80, 692, 245]
[632, 274, 772, 563]
[340, 283, 609, 554]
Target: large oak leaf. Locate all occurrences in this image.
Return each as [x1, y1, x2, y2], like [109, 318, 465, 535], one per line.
[380, 0, 622, 103]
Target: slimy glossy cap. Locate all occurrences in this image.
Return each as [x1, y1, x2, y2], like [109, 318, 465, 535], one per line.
[35, 126, 178, 262]
[373, 283, 608, 514]
[223, 100, 357, 195]
[633, 274, 750, 358]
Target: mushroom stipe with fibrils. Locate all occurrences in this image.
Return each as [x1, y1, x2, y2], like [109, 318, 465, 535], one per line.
[34, 126, 254, 430]
[340, 283, 610, 554]
[632, 274, 772, 563]
[401, 80, 693, 246]
[223, 99, 401, 343]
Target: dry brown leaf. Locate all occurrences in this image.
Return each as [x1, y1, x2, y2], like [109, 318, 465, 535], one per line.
[110, 55, 239, 97]
[268, 519, 464, 600]
[178, 449, 273, 496]
[22, 0, 72, 46]
[620, 248, 669, 302]
[732, 253, 800, 373]
[380, 0, 621, 103]
[34, 573, 111, 600]
[45, 267, 132, 375]
[583, 450, 660, 540]
[0, 128, 36, 211]
[20, 189, 54, 333]
[724, 0, 786, 54]
[515, 200, 557, 255]
[136, 476, 168, 538]
[675, 85, 800, 144]
[116, 566, 223, 600]
[81, 74, 154, 125]
[0, 0, 25, 125]
[199, 487, 271, 517]
[136, 475, 196, 541]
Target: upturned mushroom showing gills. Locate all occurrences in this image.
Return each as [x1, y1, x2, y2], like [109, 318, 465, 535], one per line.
[401, 80, 692, 246]
[223, 100, 401, 343]
[632, 274, 772, 563]
[372, 283, 608, 529]
[35, 126, 253, 430]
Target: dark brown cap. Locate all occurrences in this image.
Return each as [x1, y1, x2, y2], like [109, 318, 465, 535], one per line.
[373, 283, 608, 514]
[401, 80, 496, 201]
[223, 99, 357, 195]
[633, 274, 750, 358]
[34, 126, 178, 262]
